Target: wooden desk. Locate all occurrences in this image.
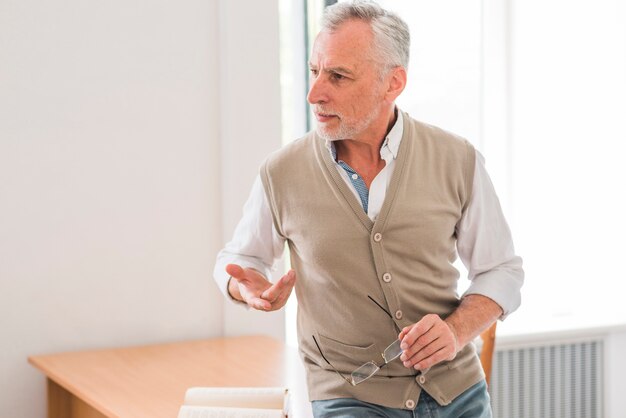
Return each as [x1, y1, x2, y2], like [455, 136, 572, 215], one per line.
[29, 336, 312, 418]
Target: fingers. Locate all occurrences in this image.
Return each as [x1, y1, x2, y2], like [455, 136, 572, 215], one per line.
[260, 270, 296, 311]
[399, 314, 458, 371]
[225, 263, 246, 280]
[261, 270, 296, 302]
[225, 264, 272, 310]
[226, 265, 295, 312]
[226, 264, 268, 286]
[399, 314, 437, 351]
[247, 296, 272, 311]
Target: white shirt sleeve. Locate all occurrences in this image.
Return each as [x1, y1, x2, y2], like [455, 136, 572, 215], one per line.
[456, 151, 524, 319]
[213, 175, 286, 305]
[216, 152, 524, 317]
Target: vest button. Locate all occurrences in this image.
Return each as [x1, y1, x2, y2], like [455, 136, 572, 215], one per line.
[405, 399, 416, 409]
[382, 273, 392, 282]
[395, 310, 403, 319]
[373, 232, 382, 242]
[418, 375, 426, 384]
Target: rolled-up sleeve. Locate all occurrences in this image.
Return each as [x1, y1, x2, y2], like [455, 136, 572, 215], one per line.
[456, 151, 524, 319]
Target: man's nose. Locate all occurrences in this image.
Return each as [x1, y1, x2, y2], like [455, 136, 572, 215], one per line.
[307, 74, 328, 105]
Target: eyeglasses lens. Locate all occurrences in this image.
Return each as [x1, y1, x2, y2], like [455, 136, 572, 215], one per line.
[382, 339, 403, 363]
[351, 361, 379, 385]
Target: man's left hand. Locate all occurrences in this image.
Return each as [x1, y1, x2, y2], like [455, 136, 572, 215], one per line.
[399, 295, 503, 371]
[398, 314, 459, 371]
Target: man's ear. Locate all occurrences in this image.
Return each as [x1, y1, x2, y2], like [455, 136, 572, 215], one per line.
[384, 66, 407, 103]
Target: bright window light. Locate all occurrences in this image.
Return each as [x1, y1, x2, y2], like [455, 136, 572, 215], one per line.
[282, 0, 626, 342]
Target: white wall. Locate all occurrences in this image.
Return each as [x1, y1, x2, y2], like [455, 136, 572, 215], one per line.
[217, 1, 285, 339]
[605, 329, 626, 417]
[0, 1, 224, 416]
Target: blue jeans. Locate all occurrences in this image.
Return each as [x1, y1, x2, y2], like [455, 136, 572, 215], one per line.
[311, 380, 492, 418]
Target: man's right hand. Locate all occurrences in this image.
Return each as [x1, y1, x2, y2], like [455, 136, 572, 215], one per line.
[225, 264, 296, 311]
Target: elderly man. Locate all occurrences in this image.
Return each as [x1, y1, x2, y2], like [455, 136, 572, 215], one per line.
[214, 1, 523, 417]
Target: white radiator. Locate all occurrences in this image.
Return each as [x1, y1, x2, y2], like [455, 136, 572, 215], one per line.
[490, 339, 604, 418]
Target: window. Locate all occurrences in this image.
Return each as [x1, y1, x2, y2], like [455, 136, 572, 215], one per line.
[282, 0, 626, 344]
[509, 0, 626, 325]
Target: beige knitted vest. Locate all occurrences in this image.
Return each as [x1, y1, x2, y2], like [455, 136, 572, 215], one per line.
[260, 111, 483, 409]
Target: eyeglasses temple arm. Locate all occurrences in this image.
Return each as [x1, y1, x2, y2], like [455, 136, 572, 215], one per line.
[367, 295, 393, 319]
[312, 335, 356, 386]
[368, 295, 403, 333]
[312, 335, 332, 366]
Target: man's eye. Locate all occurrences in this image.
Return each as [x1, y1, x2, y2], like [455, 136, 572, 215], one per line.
[331, 73, 344, 81]
[310, 69, 318, 77]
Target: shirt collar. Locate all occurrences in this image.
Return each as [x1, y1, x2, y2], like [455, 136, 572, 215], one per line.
[325, 108, 404, 162]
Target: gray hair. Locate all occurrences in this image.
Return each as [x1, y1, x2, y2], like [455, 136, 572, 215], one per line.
[321, 1, 410, 74]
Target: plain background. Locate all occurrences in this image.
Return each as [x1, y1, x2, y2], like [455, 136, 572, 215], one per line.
[0, 0, 283, 416]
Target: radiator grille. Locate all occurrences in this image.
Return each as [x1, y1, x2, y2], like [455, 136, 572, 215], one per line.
[490, 340, 603, 418]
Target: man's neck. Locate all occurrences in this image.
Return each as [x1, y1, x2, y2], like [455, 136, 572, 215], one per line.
[334, 107, 397, 188]
[334, 106, 397, 164]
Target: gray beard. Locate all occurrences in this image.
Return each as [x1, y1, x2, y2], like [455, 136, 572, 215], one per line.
[314, 107, 381, 141]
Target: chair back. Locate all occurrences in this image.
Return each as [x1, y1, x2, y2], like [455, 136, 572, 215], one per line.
[479, 321, 497, 387]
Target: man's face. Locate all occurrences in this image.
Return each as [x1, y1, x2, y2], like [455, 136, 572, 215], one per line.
[307, 20, 390, 141]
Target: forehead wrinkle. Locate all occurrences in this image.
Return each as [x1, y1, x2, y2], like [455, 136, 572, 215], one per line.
[310, 35, 376, 78]
[309, 54, 364, 76]
[327, 66, 356, 76]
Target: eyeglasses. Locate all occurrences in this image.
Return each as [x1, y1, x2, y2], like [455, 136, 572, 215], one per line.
[312, 295, 410, 386]
[313, 334, 404, 386]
